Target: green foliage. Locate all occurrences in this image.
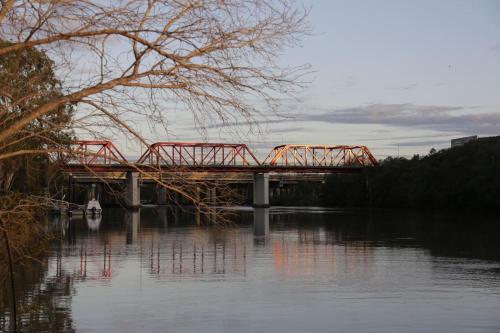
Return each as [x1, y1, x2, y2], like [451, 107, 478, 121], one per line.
[0, 41, 73, 192]
[321, 137, 500, 210]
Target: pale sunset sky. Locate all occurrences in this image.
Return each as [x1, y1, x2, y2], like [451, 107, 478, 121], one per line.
[116, 0, 500, 159]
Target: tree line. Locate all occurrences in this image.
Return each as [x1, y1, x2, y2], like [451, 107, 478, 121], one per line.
[320, 136, 500, 209]
[273, 137, 500, 210]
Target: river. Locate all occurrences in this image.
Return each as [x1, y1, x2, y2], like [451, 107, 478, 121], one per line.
[1, 207, 500, 332]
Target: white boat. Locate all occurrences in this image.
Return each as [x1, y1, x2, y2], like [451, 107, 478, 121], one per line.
[85, 198, 102, 216]
[85, 184, 102, 216]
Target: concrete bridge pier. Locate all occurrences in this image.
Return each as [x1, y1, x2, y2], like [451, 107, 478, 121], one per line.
[84, 183, 99, 202]
[208, 185, 217, 206]
[253, 173, 269, 236]
[253, 173, 269, 208]
[156, 184, 167, 205]
[68, 174, 75, 203]
[157, 206, 168, 227]
[126, 171, 141, 209]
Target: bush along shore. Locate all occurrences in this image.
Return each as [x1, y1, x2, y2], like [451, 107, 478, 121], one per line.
[271, 136, 500, 210]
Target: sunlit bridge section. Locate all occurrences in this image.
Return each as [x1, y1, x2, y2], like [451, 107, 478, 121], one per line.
[68, 140, 129, 165]
[59, 141, 379, 175]
[137, 142, 261, 167]
[264, 144, 379, 167]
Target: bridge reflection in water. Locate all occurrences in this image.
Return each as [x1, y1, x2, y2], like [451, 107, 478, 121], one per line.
[48, 208, 376, 283]
[4, 209, 500, 332]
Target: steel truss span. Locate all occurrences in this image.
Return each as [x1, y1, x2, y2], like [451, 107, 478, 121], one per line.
[137, 142, 260, 167]
[264, 144, 378, 167]
[62, 141, 379, 173]
[68, 140, 128, 165]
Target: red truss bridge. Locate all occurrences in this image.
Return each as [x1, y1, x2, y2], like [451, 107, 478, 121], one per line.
[136, 142, 261, 167]
[70, 140, 127, 165]
[264, 144, 378, 168]
[62, 141, 378, 173]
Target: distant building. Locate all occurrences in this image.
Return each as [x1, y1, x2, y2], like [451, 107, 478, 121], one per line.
[451, 135, 477, 147]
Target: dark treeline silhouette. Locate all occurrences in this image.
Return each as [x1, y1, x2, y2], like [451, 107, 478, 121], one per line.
[270, 182, 323, 206]
[322, 136, 500, 209]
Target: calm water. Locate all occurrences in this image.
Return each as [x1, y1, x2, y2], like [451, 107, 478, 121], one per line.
[2, 207, 500, 332]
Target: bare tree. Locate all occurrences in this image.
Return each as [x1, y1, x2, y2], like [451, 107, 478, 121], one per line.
[0, 0, 310, 237]
[0, 0, 309, 207]
[0, 0, 308, 142]
[0, 2, 309, 329]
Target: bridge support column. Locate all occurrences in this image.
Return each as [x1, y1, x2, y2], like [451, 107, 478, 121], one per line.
[158, 206, 168, 228]
[156, 185, 167, 205]
[253, 173, 269, 236]
[195, 186, 201, 225]
[126, 171, 140, 209]
[68, 174, 74, 203]
[208, 186, 217, 206]
[253, 173, 269, 208]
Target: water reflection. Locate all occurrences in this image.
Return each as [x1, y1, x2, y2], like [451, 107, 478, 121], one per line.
[26, 211, 379, 283]
[1, 208, 500, 332]
[86, 214, 102, 231]
[139, 225, 250, 278]
[253, 207, 269, 236]
[125, 210, 140, 244]
[272, 231, 374, 279]
[0, 245, 76, 332]
[31, 208, 500, 282]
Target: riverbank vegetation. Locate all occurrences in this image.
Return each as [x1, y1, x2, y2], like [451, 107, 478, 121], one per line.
[294, 137, 500, 210]
[270, 137, 500, 210]
[0, 41, 73, 194]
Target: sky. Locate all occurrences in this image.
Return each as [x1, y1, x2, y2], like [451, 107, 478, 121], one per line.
[120, 0, 500, 159]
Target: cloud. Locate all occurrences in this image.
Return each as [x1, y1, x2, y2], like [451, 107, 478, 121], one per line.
[344, 76, 356, 87]
[187, 102, 500, 139]
[307, 103, 500, 135]
[388, 140, 449, 147]
[363, 133, 457, 142]
[389, 83, 418, 91]
[271, 126, 306, 133]
[491, 43, 500, 52]
[197, 117, 297, 130]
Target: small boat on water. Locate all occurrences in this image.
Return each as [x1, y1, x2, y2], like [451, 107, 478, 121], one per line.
[85, 198, 102, 216]
[85, 184, 102, 216]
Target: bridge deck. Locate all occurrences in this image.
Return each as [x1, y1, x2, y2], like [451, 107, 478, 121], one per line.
[68, 172, 330, 184]
[62, 164, 365, 174]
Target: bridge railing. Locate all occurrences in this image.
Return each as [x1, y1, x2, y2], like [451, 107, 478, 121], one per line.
[263, 144, 379, 167]
[136, 142, 261, 167]
[67, 140, 128, 165]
